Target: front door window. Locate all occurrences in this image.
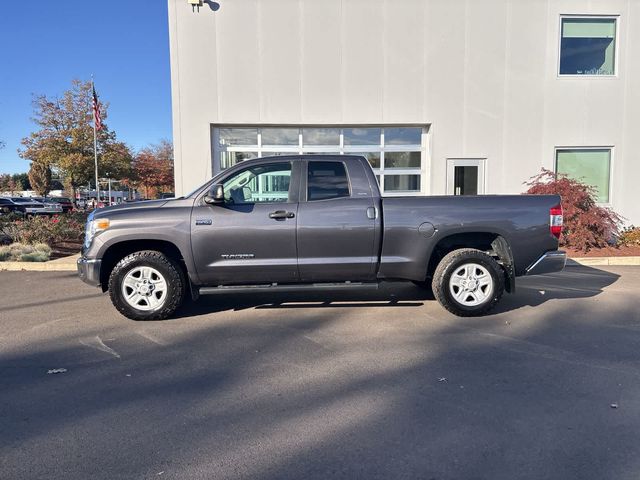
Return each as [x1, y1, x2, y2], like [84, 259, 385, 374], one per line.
[222, 162, 292, 204]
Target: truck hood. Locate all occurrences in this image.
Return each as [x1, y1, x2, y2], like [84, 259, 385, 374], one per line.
[93, 199, 169, 217]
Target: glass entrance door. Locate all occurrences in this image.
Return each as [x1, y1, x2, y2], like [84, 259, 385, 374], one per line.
[447, 159, 486, 195]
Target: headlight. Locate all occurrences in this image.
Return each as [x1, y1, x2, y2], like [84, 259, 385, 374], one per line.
[84, 214, 110, 249]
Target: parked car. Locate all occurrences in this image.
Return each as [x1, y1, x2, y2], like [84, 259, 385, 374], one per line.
[45, 196, 74, 213]
[10, 197, 63, 216]
[78, 155, 566, 320]
[0, 197, 26, 216]
[32, 196, 67, 215]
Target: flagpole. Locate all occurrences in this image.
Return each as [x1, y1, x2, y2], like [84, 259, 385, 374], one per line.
[92, 76, 99, 206]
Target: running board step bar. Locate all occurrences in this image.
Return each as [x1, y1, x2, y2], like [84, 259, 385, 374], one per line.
[198, 281, 380, 295]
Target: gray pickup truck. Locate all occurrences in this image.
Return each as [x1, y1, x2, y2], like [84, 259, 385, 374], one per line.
[78, 155, 566, 320]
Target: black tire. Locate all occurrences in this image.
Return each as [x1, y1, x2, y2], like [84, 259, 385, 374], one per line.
[108, 250, 186, 320]
[431, 248, 505, 317]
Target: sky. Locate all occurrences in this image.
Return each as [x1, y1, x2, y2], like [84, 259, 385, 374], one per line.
[0, 1, 172, 174]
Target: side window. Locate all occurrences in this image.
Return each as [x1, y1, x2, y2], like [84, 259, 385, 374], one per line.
[307, 162, 350, 201]
[222, 162, 292, 204]
[560, 17, 617, 76]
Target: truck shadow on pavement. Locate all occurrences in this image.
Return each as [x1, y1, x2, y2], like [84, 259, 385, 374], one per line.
[175, 264, 620, 318]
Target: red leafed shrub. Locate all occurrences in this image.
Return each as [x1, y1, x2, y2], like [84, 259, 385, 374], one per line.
[0, 212, 87, 246]
[524, 169, 623, 252]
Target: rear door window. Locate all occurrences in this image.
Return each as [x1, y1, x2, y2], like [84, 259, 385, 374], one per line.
[307, 162, 350, 201]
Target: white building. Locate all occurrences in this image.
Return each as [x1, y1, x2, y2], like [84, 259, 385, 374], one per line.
[168, 0, 640, 223]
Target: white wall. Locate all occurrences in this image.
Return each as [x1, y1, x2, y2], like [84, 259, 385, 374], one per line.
[168, 0, 640, 224]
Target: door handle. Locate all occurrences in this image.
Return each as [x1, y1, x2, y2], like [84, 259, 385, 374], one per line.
[269, 210, 295, 220]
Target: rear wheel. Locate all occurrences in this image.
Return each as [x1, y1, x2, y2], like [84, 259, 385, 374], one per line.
[432, 248, 504, 317]
[108, 250, 186, 320]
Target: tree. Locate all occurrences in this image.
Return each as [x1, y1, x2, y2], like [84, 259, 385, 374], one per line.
[0, 173, 19, 194]
[19, 79, 132, 201]
[12, 173, 31, 191]
[0, 173, 10, 192]
[28, 161, 52, 196]
[128, 140, 174, 198]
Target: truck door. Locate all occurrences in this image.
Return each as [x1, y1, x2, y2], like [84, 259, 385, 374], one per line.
[190, 161, 300, 285]
[296, 158, 380, 282]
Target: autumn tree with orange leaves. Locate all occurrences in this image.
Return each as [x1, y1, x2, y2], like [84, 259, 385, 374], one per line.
[127, 140, 174, 199]
[19, 79, 132, 200]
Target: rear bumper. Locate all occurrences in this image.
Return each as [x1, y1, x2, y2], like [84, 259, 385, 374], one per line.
[77, 257, 102, 287]
[525, 250, 567, 276]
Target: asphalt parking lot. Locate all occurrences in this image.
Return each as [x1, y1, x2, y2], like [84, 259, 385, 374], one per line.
[1, 264, 640, 479]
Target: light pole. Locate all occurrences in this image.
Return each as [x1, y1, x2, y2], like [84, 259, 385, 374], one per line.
[99, 178, 122, 206]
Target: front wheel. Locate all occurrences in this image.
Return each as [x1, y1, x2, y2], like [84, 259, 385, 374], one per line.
[432, 248, 505, 317]
[108, 250, 186, 320]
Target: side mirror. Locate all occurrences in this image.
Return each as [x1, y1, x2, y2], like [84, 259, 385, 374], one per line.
[204, 184, 224, 204]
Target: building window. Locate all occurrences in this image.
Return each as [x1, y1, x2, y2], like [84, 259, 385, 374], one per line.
[212, 126, 427, 195]
[555, 148, 611, 203]
[560, 17, 617, 76]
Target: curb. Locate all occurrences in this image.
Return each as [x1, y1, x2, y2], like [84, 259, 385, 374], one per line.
[569, 256, 640, 266]
[0, 262, 77, 272]
[0, 262, 78, 272]
[0, 253, 79, 272]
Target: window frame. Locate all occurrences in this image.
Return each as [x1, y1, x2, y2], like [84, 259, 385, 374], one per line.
[446, 158, 487, 195]
[554, 146, 614, 204]
[557, 14, 620, 78]
[211, 125, 429, 196]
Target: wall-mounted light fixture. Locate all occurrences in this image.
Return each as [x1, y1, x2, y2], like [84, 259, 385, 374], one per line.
[187, 0, 219, 13]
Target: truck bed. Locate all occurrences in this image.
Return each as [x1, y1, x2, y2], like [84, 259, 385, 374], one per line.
[378, 194, 560, 280]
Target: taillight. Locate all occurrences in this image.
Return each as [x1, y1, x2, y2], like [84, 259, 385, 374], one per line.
[550, 205, 563, 239]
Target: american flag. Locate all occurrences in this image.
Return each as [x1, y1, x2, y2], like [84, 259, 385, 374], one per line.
[92, 85, 103, 131]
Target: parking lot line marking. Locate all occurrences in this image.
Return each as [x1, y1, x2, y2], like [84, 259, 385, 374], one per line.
[136, 330, 168, 346]
[80, 335, 121, 359]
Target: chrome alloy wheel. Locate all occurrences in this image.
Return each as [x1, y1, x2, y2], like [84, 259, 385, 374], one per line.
[448, 263, 494, 307]
[121, 266, 168, 311]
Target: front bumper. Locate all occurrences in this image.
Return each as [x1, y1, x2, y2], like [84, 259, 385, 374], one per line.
[525, 250, 567, 276]
[77, 257, 102, 287]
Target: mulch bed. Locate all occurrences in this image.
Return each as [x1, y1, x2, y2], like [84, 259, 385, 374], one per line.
[565, 244, 640, 258]
[51, 241, 82, 260]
